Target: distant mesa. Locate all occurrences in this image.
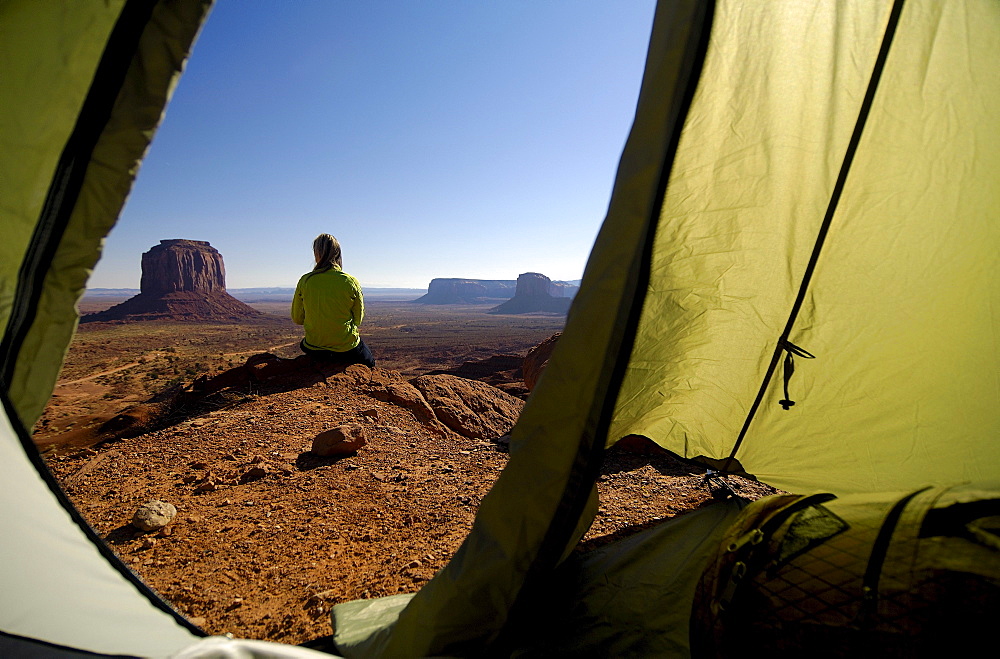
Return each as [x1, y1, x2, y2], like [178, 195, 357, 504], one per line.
[413, 278, 516, 304]
[81, 239, 262, 323]
[489, 273, 572, 315]
[414, 275, 579, 305]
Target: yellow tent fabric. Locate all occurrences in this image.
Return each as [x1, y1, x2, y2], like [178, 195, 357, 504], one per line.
[333, 2, 718, 655]
[611, 0, 1000, 494]
[1, 1, 215, 655]
[3, 0, 997, 656]
[333, 0, 1000, 654]
[0, 0, 213, 430]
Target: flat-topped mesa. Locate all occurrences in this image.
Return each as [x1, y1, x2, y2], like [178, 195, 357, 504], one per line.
[82, 239, 261, 323]
[490, 272, 572, 315]
[140, 239, 226, 295]
[414, 278, 516, 304]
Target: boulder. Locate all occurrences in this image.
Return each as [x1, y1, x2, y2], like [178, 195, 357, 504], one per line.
[132, 500, 177, 532]
[372, 381, 445, 433]
[426, 354, 527, 398]
[410, 374, 524, 440]
[312, 423, 367, 456]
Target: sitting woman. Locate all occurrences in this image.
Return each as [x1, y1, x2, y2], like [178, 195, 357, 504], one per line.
[291, 233, 376, 367]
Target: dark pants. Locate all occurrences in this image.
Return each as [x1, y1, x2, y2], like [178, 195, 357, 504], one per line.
[300, 339, 376, 368]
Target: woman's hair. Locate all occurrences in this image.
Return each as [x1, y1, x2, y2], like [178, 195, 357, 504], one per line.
[312, 233, 343, 273]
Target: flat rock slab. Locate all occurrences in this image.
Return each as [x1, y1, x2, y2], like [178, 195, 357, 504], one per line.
[410, 374, 523, 440]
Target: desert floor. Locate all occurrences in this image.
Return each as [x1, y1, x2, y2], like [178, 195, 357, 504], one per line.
[37, 298, 773, 645]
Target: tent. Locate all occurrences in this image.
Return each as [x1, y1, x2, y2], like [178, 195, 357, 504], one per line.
[2, 0, 997, 656]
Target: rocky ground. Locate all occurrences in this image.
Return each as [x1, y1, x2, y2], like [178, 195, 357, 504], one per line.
[44, 356, 775, 646]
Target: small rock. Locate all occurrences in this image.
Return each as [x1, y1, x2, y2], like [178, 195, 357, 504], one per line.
[240, 466, 268, 483]
[194, 481, 217, 493]
[190, 461, 209, 470]
[131, 500, 177, 532]
[311, 423, 367, 456]
[359, 408, 379, 419]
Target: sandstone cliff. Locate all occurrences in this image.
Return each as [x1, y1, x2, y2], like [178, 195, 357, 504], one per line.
[139, 239, 226, 295]
[413, 278, 516, 304]
[82, 239, 262, 322]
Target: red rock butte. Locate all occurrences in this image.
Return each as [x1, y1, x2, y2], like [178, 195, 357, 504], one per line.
[489, 273, 572, 314]
[82, 239, 262, 322]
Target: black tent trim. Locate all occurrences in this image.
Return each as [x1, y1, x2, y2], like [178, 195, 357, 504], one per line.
[0, 1, 156, 404]
[497, 2, 720, 645]
[0, 629, 138, 659]
[722, 0, 907, 472]
[1, 388, 207, 637]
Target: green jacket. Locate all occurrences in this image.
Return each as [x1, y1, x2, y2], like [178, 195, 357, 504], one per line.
[291, 266, 364, 352]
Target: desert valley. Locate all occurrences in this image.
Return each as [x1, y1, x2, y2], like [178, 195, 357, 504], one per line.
[34, 240, 773, 646]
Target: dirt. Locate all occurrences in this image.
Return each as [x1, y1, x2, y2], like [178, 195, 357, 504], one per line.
[38, 302, 775, 646]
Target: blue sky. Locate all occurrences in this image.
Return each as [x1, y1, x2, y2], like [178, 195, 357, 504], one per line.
[90, 1, 656, 289]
